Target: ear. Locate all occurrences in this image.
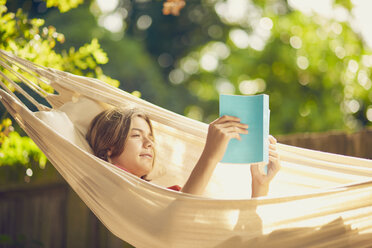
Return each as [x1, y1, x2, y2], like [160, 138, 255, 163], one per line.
[107, 148, 112, 157]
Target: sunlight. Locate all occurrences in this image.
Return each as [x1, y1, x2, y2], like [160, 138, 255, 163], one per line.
[347, 59, 359, 73]
[345, 99, 360, 114]
[259, 17, 273, 30]
[214, 0, 250, 24]
[210, 42, 230, 60]
[367, 107, 372, 121]
[358, 70, 372, 90]
[171, 141, 186, 165]
[249, 35, 266, 51]
[98, 12, 124, 33]
[289, 0, 372, 49]
[215, 78, 235, 94]
[352, 0, 372, 48]
[26, 168, 33, 177]
[289, 36, 302, 49]
[239, 78, 266, 95]
[200, 53, 218, 72]
[96, 0, 118, 13]
[169, 69, 185, 84]
[239, 80, 258, 95]
[137, 15, 152, 30]
[297, 56, 309, 70]
[288, 0, 333, 16]
[181, 57, 199, 74]
[229, 29, 249, 49]
[334, 46, 346, 59]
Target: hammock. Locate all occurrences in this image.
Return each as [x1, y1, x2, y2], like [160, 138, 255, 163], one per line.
[1, 49, 372, 248]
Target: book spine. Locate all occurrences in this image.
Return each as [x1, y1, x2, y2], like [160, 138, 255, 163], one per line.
[263, 95, 270, 163]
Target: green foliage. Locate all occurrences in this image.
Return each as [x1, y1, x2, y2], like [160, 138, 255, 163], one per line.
[0, 0, 118, 170]
[62, 38, 119, 87]
[335, 0, 353, 11]
[0, 129, 47, 167]
[42, 3, 172, 108]
[165, 1, 372, 133]
[85, 0, 370, 133]
[0, 1, 119, 89]
[44, 0, 84, 13]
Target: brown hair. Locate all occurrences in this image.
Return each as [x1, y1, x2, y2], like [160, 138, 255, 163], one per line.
[86, 107, 154, 164]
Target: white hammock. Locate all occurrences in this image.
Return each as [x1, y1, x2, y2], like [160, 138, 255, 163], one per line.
[1, 49, 372, 247]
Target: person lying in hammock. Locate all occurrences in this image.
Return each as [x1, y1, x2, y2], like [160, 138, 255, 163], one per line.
[86, 107, 280, 197]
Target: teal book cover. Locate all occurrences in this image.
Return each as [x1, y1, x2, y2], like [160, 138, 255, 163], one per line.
[219, 94, 270, 164]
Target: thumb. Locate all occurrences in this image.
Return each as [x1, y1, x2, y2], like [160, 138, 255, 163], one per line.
[250, 163, 260, 174]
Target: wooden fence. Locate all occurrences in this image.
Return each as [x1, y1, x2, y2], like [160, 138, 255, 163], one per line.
[0, 129, 371, 248]
[277, 128, 372, 159]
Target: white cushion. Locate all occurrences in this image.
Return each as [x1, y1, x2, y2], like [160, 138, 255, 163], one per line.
[57, 97, 106, 137]
[35, 110, 92, 153]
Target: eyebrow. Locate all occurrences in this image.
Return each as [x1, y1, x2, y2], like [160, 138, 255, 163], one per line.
[131, 128, 145, 132]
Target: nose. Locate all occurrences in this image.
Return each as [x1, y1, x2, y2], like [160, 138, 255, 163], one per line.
[143, 136, 153, 148]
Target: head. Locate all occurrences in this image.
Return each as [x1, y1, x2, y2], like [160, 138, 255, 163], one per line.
[86, 107, 155, 178]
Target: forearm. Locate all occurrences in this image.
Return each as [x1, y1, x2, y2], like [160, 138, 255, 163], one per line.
[181, 115, 247, 195]
[181, 152, 218, 195]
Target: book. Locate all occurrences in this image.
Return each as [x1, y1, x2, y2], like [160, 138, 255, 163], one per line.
[219, 94, 270, 164]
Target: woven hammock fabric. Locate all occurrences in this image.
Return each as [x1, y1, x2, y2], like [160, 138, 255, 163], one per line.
[1, 50, 372, 248]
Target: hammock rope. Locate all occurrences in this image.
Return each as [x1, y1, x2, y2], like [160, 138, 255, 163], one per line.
[1, 49, 372, 248]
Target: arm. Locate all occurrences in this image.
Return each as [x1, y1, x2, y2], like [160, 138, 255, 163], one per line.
[251, 135, 281, 198]
[181, 116, 248, 195]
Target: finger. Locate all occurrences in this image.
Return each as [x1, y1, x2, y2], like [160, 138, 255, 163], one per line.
[250, 163, 259, 173]
[269, 135, 277, 144]
[269, 144, 277, 151]
[268, 149, 279, 158]
[267, 160, 280, 177]
[216, 115, 241, 124]
[227, 132, 241, 141]
[268, 155, 281, 170]
[216, 122, 248, 134]
[268, 154, 280, 163]
[218, 122, 249, 129]
[223, 126, 249, 135]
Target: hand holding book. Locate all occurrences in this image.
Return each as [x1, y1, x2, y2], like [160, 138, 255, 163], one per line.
[251, 135, 281, 197]
[183, 94, 280, 196]
[200, 115, 249, 165]
[182, 115, 249, 194]
[218, 94, 280, 197]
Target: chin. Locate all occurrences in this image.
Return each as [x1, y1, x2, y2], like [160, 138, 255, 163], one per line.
[141, 164, 153, 178]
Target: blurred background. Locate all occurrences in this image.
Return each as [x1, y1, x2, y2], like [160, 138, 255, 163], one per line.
[0, 0, 371, 247]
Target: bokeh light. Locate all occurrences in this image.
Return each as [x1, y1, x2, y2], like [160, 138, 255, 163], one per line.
[137, 15, 152, 30]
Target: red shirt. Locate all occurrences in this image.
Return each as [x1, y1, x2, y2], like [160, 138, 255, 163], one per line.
[167, 185, 182, 191]
[114, 164, 182, 191]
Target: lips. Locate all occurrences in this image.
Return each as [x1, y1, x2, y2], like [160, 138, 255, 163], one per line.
[140, 154, 153, 159]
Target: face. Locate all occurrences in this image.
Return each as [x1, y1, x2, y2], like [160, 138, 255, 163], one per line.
[110, 116, 154, 178]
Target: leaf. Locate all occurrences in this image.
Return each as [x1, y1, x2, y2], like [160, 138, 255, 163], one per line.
[334, 0, 353, 11]
[44, 0, 84, 13]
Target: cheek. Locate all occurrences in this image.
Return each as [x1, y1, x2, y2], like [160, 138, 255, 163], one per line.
[123, 140, 141, 154]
